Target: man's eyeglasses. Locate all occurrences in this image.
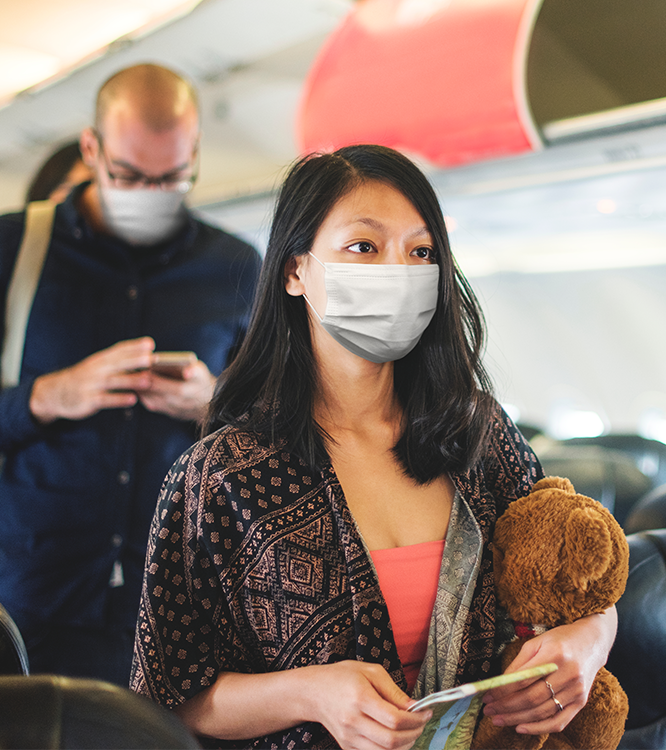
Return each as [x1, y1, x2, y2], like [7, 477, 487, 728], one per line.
[94, 131, 198, 193]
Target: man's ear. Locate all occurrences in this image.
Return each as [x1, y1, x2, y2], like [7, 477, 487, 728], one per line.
[80, 128, 98, 169]
[284, 255, 307, 297]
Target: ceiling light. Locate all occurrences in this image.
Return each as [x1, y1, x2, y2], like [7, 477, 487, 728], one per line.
[549, 409, 605, 440]
[0, 0, 201, 108]
[0, 45, 59, 102]
[596, 198, 617, 214]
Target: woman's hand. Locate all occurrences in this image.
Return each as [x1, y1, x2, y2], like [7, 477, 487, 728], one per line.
[176, 661, 431, 750]
[305, 661, 431, 750]
[481, 607, 618, 735]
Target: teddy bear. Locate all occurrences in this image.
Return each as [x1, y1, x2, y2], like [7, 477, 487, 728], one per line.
[471, 476, 630, 750]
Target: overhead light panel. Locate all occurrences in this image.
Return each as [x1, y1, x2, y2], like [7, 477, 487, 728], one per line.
[0, 0, 202, 108]
[0, 45, 60, 103]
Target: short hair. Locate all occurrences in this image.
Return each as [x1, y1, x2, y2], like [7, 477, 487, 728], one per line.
[26, 141, 83, 204]
[206, 144, 495, 482]
[95, 63, 199, 133]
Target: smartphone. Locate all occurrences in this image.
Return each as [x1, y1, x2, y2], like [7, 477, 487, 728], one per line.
[151, 351, 197, 380]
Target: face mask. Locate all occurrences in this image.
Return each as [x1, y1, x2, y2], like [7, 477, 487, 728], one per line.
[99, 186, 187, 246]
[304, 254, 440, 363]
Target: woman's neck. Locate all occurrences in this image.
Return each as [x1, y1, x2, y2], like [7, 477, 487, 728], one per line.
[313, 343, 401, 435]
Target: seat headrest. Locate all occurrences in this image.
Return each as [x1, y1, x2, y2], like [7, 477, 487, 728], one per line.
[0, 675, 200, 749]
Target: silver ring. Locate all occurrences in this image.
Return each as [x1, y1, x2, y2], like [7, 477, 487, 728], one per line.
[545, 680, 564, 712]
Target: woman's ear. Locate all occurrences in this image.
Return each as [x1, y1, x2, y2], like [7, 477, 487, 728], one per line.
[284, 255, 307, 297]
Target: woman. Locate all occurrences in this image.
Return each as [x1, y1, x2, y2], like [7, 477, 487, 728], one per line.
[131, 145, 617, 749]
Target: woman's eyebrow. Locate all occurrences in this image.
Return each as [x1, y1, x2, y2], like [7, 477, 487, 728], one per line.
[407, 226, 432, 240]
[345, 217, 432, 240]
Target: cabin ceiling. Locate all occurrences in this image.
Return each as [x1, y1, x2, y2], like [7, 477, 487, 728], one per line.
[0, 0, 352, 211]
[1, 0, 666, 441]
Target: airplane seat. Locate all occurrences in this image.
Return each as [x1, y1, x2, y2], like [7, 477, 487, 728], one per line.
[0, 603, 29, 675]
[0, 674, 201, 749]
[567, 435, 666, 493]
[533, 439, 651, 526]
[625, 484, 666, 534]
[607, 529, 666, 749]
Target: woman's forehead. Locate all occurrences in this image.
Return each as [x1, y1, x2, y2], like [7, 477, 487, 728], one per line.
[322, 179, 429, 234]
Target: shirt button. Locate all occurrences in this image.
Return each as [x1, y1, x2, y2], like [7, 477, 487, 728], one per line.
[127, 286, 138, 300]
[124, 408, 134, 421]
[117, 471, 130, 485]
[73, 227, 82, 239]
[111, 534, 123, 548]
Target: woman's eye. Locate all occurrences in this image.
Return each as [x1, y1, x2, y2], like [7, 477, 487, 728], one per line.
[347, 242, 375, 254]
[412, 246, 433, 260]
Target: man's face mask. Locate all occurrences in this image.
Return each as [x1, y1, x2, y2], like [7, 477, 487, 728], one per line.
[99, 186, 188, 247]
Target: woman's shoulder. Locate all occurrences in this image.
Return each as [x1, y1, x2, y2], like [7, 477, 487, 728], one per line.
[476, 401, 544, 503]
[156, 424, 327, 556]
[166, 423, 321, 502]
[166, 424, 274, 481]
[485, 402, 540, 466]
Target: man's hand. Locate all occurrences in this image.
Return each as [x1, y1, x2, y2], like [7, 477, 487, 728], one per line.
[137, 358, 216, 422]
[30, 337, 156, 423]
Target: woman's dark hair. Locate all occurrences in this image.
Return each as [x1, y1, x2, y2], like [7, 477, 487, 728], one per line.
[26, 141, 83, 204]
[206, 144, 495, 482]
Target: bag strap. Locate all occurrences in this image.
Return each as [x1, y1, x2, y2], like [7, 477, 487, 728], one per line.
[1, 200, 56, 389]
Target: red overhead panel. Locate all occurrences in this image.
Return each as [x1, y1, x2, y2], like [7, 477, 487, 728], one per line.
[297, 0, 543, 167]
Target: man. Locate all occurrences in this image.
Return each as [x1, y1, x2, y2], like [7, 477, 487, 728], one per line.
[0, 64, 261, 685]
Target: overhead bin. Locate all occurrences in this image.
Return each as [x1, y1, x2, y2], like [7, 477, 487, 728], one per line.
[298, 0, 666, 166]
[529, 0, 666, 141]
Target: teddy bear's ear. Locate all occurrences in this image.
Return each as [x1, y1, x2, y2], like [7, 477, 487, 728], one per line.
[564, 507, 612, 590]
[532, 476, 576, 494]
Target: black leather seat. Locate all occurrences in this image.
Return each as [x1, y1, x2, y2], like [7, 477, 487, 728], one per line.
[535, 441, 651, 525]
[567, 435, 666, 490]
[0, 674, 201, 749]
[625, 485, 666, 534]
[607, 529, 666, 748]
[0, 603, 29, 675]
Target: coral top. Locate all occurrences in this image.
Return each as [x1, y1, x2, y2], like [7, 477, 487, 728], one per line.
[370, 539, 445, 692]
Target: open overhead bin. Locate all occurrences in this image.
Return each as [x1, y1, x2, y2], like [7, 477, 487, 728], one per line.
[298, 0, 666, 166]
[529, 0, 666, 141]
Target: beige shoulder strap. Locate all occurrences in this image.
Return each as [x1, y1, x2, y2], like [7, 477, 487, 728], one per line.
[1, 200, 56, 389]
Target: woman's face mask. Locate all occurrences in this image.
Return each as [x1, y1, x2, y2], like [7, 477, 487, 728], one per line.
[304, 253, 439, 363]
[287, 180, 441, 363]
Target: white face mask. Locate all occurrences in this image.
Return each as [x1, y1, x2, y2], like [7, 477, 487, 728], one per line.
[304, 253, 440, 363]
[99, 186, 187, 246]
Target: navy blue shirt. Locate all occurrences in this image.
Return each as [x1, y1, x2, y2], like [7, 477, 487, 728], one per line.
[0, 185, 261, 633]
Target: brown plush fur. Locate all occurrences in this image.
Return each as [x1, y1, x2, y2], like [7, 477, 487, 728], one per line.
[471, 477, 629, 750]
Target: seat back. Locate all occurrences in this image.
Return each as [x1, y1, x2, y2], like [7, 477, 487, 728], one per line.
[0, 603, 29, 675]
[607, 529, 666, 748]
[624, 484, 666, 534]
[535, 442, 651, 524]
[0, 675, 200, 749]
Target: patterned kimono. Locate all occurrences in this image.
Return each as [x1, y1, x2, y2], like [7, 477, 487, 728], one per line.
[131, 406, 542, 748]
